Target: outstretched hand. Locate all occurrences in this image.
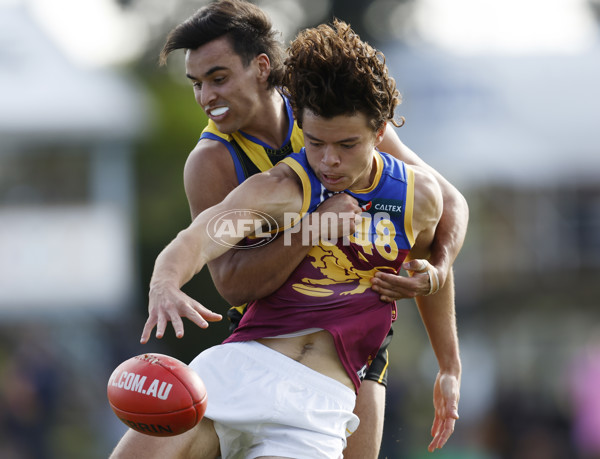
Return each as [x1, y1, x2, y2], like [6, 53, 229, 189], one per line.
[428, 371, 460, 452]
[140, 283, 222, 344]
[370, 259, 442, 301]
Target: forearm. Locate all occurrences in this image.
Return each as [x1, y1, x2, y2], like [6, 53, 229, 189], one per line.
[150, 225, 216, 291]
[209, 192, 361, 305]
[151, 205, 240, 291]
[414, 269, 461, 376]
[209, 229, 313, 305]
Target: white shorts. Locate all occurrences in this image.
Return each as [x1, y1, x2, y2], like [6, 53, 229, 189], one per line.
[189, 341, 359, 459]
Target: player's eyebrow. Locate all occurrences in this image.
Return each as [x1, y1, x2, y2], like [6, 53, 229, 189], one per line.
[186, 66, 229, 81]
[305, 132, 360, 144]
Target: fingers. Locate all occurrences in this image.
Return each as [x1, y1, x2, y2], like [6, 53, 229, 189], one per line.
[140, 318, 157, 344]
[447, 401, 460, 420]
[403, 258, 429, 273]
[416, 260, 428, 272]
[371, 281, 414, 301]
[318, 192, 360, 214]
[140, 296, 223, 344]
[429, 409, 458, 451]
[139, 313, 168, 343]
[401, 259, 440, 295]
[168, 312, 185, 339]
[156, 312, 167, 339]
[371, 270, 431, 299]
[428, 417, 456, 452]
[428, 374, 460, 452]
[184, 306, 223, 330]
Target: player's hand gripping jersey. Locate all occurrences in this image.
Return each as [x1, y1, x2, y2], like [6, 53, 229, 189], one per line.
[223, 149, 415, 391]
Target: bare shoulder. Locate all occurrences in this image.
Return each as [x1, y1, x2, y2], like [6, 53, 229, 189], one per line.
[410, 165, 443, 243]
[184, 138, 238, 217]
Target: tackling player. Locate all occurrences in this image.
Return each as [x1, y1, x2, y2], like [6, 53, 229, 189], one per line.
[159, 2, 467, 456]
[111, 15, 461, 459]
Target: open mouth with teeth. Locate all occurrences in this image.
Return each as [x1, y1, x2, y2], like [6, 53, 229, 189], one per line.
[322, 174, 344, 186]
[210, 107, 229, 117]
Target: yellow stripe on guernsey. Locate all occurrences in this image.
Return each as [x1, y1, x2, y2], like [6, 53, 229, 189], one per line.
[349, 151, 383, 193]
[278, 156, 312, 230]
[377, 349, 389, 384]
[203, 120, 304, 172]
[404, 165, 416, 247]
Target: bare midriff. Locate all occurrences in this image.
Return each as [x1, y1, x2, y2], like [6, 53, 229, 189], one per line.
[257, 330, 354, 391]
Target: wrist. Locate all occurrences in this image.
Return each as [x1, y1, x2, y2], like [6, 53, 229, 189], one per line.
[438, 358, 462, 378]
[428, 256, 450, 288]
[149, 275, 180, 293]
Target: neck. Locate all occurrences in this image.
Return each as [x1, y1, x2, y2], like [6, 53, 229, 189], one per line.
[243, 90, 289, 149]
[350, 151, 378, 192]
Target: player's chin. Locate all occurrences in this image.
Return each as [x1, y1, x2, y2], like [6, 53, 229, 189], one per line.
[211, 119, 237, 135]
[319, 173, 348, 192]
[322, 182, 347, 193]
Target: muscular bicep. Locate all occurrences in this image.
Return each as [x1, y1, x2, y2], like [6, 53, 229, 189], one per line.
[381, 126, 468, 275]
[184, 153, 305, 304]
[409, 166, 443, 259]
[184, 143, 302, 226]
[218, 165, 303, 223]
[187, 166, 302, 267]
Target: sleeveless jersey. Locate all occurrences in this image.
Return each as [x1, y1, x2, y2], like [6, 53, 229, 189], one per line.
[199, 93, 304, 184]
[223, 148, 416, 391]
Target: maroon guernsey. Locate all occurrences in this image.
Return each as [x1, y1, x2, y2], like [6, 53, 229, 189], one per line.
[223, 149, 416, 391]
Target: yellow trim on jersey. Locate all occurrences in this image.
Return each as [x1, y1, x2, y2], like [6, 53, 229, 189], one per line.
[203, 120, 304, 171]
[203, 122, 272, 171]
[349, 150, 383, 193]
[404, 166, 415, 247]
[230, 304, 247, 315]
[289, 125, 305, 156]
[377, 349, 389, 384]
[279, 157, 312, 229]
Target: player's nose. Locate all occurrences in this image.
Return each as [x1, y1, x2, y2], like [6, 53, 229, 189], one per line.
[199, 85, 217, 107]
[321, 146, 341, 167]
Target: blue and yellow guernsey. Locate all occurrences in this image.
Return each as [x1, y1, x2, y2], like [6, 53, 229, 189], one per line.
[224, 148, 415, 392]
[200, 94, 304, 184]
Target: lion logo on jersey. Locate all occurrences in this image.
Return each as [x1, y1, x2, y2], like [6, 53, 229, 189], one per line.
[291, 243, 395, 297]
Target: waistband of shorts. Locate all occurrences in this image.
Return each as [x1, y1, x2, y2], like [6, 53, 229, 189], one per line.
[222, 340, 356, 404]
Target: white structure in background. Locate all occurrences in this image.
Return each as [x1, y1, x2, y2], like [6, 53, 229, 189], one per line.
[380, 0, 600, 282]
[0, 3, 150, 316]
[381, 0, 600, 189]
[384, 46, 600, 189]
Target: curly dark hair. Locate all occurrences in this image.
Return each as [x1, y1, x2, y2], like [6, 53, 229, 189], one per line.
[283, 19, 403, 131]
[159, 0, 285, 89]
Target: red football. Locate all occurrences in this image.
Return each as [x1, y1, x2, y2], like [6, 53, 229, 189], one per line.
[107, 353, 207, 437]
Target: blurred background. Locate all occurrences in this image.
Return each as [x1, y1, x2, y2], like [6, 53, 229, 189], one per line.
[1, 0, 599, 457]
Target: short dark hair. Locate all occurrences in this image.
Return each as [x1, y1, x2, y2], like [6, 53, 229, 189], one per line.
[160, 0, 285, 89]
[284, 19, 403, 131]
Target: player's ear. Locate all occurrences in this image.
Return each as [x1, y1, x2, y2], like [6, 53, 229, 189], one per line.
[255, 53, 271, 82]
[374, 123, 386, 146]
